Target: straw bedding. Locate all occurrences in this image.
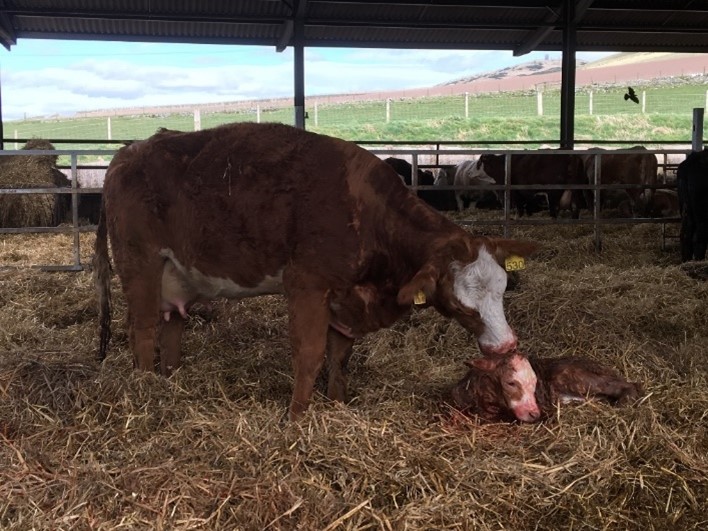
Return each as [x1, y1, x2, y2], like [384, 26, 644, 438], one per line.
[0, 220, 706, 530]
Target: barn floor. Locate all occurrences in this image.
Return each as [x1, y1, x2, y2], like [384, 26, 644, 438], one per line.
[0, 221, 706, 530]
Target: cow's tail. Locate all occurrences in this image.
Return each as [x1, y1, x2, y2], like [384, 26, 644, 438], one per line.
[92, 195, 112, 362]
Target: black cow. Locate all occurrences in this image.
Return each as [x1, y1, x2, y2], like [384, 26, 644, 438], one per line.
[677, 149, 708, 261]
[383, 157, 457, 211]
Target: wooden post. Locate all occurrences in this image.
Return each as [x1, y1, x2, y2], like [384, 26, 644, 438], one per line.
[107, 117, 112, 140]
[193, 109, 201, 131]
[314, 101, 319, 126]
[465, 92, 469, 118]
[386, 99, 391, 123]
[641, 91, 646, 114]
[537, 90, 543, 116]
[589, 91, 593, 115]
[692, 108, 704, 152]
[256, 104, 261, 123]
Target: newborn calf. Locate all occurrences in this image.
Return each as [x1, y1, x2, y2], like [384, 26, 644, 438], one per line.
[451, 354, 642, 423]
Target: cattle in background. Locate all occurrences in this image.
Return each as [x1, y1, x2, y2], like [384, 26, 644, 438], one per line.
[645, 188, 679, 219]
[95, 123, 540, 421]
[383, 157, 457, 211]
[469, 153, 587, 218]
[581, 146, 658, 215]
[57, 168, 105, 225]
[437, 160, 497, 211]
[677, 148, 708, 261]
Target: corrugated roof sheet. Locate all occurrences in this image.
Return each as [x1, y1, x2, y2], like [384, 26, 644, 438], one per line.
[0, 1, 706, 53]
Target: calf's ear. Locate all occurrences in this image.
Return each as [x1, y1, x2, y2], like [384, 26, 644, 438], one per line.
[397, 263, 439, 306]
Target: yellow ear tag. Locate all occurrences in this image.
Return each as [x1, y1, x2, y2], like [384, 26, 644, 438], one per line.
[413, 290, 427, 305]
[504, 255, 526, 272]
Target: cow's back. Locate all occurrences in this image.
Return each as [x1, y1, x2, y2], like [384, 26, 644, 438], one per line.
[103, 123, 400, 287]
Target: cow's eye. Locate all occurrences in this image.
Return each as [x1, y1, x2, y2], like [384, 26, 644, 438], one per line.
[504, 380, 519, 388]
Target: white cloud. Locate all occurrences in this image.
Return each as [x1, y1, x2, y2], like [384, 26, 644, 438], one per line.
[0, 44, 616, 120]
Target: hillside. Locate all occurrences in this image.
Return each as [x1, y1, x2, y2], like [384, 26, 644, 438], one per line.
[439, 52, 708, 92]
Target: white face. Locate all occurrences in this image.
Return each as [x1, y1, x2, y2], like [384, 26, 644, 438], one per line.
[503, 354, 540, 422]
[458, 159, 496, 186]
[451, 247, 517, 356]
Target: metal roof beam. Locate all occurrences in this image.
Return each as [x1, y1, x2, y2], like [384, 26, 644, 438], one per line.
[514, 0, 594, 56]
[0, 2, 17, 50]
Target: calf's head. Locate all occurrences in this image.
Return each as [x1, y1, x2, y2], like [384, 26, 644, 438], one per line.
[452, 353, 541, 423]
[398, 237, 537, 357]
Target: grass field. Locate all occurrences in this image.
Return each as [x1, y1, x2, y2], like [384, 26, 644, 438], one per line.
[3, 79, 706, 157]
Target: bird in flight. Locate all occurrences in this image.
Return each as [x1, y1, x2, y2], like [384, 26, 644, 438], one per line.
[624, 86, 639, 104]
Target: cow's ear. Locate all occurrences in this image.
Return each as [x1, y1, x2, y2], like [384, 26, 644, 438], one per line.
[489, 239, 539, 261]
[397, 263, 439, 306]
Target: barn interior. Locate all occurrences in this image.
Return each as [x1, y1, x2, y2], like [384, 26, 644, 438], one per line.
[1, 2, 707, 530]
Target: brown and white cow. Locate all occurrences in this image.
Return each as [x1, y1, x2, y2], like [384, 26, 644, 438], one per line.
[465, 153, 588, 218]
[93, 122, 538, 420]
[451, 354, 643, 423]
[581, 146, 658, 216]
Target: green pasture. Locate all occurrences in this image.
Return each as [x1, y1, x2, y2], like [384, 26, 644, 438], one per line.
[2, 80, 706, 163]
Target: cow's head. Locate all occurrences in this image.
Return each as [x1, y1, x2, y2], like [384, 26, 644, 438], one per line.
[458, 354, 541, 423]
[397, 237, 537, 357]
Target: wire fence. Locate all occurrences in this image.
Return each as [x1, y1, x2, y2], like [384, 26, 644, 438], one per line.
[4, 85, 707, 148]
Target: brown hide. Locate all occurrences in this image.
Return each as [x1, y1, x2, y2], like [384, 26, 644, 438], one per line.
[476, 153, 587, 218]
[582, 146, 658, 214]
[94, 123, 537, 420]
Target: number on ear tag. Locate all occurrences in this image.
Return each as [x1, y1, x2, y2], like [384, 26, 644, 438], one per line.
[504, 255, 526, 272]
[413, 290, 427, 305]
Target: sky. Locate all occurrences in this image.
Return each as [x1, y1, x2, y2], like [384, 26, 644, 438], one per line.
[0, 39, 614, 121]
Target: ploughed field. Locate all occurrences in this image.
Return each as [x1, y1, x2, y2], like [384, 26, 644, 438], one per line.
[1, 220, 706, 530]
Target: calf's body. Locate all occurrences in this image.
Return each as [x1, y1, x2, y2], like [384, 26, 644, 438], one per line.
[451, 354, 642, 422]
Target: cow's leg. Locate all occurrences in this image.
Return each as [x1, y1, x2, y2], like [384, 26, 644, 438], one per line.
[121, 261, 163, 372]
[159, 315, 185, 376]
[285, 278, 331, 421]
[680, 213, 695, 261]
[326, 328, 355, 403]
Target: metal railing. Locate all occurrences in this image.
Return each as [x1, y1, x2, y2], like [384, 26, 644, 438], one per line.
[0, 146, 688, 271]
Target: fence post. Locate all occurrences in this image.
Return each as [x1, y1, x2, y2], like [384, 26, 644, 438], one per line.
[589, 91, 593, 115]
[465, 92, 469, 118]
[641, 91, 646, 114]
[193, 109, 201, 131]
[256, 105, 261, 123]
[314, 101, 319, 126]
[14, 129, 18, 149]
[107, 117, 112, 140]
[386, 98, 391, 123]
[536, 90, 543, 116]
[692, 108, 704, 151]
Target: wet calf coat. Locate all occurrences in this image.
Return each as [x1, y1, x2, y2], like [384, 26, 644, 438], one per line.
[451, 355, 642, 422]
[94, 122, 538, 420]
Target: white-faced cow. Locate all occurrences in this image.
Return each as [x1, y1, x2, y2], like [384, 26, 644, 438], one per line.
[677, 148, 708, 261]
[465, 153, 587, 218]
[435, 160, 497, 212]
[94, 123, 539, 420]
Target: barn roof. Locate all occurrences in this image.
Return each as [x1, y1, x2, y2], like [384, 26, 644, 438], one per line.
[0, 1, 706, 54]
